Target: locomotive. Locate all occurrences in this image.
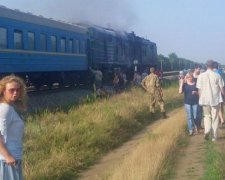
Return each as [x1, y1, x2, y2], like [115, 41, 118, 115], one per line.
[0, 6, 157, 89]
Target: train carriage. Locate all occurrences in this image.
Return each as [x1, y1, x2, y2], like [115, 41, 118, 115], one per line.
[0, 6, 88, 88]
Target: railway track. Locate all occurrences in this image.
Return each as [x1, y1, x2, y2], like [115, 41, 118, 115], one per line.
[27, 87, 92, 113]
[27, 73, 179, 113]
[27, 83, 90, 96]
[27, 71, 179, 93]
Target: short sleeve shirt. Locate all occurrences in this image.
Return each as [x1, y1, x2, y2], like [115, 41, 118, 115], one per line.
[0, 103, 24, 160]
[196, 69, 224, 106]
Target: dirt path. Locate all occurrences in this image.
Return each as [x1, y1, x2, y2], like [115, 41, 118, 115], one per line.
[77, 121, 164, 179]
[77, 109, 182, 180]
[173, 131, 205, 180]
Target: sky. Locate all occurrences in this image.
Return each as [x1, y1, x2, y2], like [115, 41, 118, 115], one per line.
[1, 0, 225, 64]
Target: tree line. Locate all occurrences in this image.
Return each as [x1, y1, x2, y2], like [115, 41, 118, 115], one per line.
[156, 52, 203, 71]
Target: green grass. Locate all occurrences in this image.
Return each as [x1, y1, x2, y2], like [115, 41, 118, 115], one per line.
[23, 81, 182, 179]
[203, 142, 224, 180]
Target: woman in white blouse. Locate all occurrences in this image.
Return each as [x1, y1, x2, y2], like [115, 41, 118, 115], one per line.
[0, 75, 27, 180]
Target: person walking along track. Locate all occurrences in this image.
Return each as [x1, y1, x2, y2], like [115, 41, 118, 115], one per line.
[196, 60, 225, 141]
[141, 67, 167, 118]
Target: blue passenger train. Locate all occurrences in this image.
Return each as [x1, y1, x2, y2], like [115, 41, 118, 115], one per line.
[0, 6, 157, 88]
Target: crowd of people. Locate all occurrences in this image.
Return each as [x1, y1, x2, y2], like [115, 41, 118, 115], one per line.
[90, 66, 167, 119]
[89, 65, 165, 97]
[179, 60, 225, 141]
[112, 71, 127, 93]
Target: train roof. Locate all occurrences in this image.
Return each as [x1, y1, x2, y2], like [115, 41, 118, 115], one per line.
[85, 24, 130, 39]
[135, 35, 156, 45]
[0, 5, 87, 34]
[86, 24, 156, 43]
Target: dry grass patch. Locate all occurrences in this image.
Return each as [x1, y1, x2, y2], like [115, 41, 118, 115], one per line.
[106, 108, 186, 180]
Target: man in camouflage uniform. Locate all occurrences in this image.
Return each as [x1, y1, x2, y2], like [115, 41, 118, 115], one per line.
[141, 67, 167, 118]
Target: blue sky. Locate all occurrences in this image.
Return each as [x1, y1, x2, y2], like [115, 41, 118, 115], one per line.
[1, 0, 225, 64]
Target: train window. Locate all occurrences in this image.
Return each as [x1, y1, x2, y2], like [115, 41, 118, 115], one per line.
[60, 38, 66, 52]
[40, 34, 47, 51]
[50, 35, 57, 52]
[80, 40, 85, 54]
[75, 40, 79, 53]
[0, 27, 7, 49]
[68, 39, 73, 53]
[14, 30, 23, 49]
[28, 32, 35, 50]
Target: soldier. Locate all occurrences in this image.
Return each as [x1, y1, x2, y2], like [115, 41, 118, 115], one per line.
[141, 67, 167, 118]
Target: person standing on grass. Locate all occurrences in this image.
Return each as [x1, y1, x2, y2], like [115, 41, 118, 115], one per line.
[0, 75, 27, 180]
[196, 60, 225, 141]
[89, 67, 103, 93]
[113, 73, 119, 92]
[141, 67, 167, 119]
[212, 61, 225, 125]
[193, 64, 204, 129]
[179, 72, 200, 135]
[132, 72, 142, 86]
[193, 64, 201, 82]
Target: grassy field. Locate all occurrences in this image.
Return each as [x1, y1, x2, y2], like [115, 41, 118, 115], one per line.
[23, 81, 183, 179]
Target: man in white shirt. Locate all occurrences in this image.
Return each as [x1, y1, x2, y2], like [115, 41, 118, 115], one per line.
[196, 60, 225, 141]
